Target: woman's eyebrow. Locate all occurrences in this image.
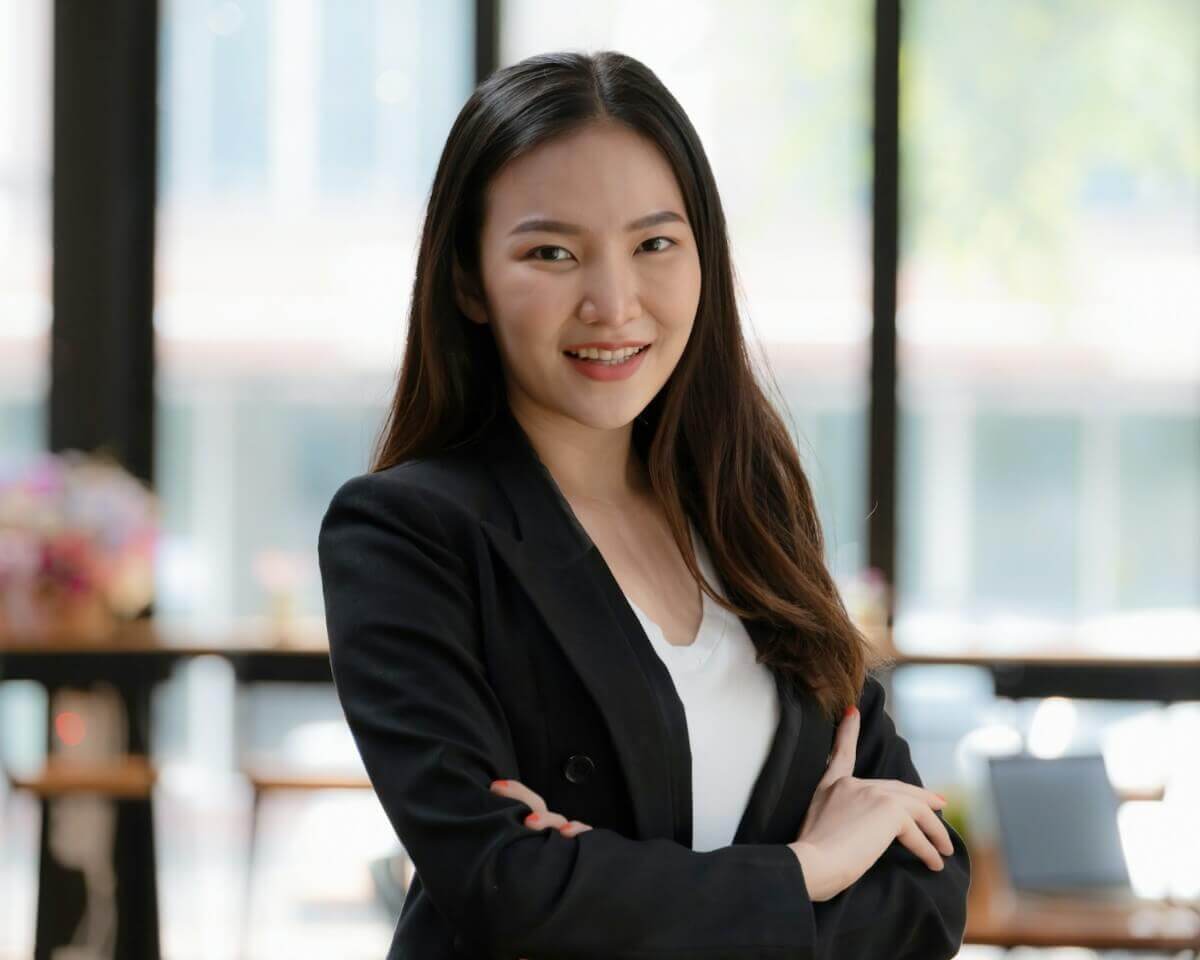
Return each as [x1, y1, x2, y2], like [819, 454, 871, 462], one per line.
[507, 209, 686, 237]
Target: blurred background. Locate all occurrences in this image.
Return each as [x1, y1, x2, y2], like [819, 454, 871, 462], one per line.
[1, 1, 1197, 958]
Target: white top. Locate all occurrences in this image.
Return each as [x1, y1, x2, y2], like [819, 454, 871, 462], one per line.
[621, 520, 781, 852]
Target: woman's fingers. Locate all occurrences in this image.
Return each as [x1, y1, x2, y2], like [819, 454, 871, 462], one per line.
[817, 706, 860, 788]
[908, 801, 956, 857]
[489, 780, 592, 837]
[524, 809, 569, 831]
[877, 779, 948, 811]
[895, 815, 945, 872]
[490, 778, 546, 816]
[521, 808, 594, 837]
[891, 794, 955, 869]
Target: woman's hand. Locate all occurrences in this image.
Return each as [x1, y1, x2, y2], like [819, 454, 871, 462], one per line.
[490, 778, 593, 838]
[491, 780, 593, 960]
[787, 705, 955, 903]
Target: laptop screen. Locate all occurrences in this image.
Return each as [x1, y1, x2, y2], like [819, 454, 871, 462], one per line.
[987, 752, 1131, 894]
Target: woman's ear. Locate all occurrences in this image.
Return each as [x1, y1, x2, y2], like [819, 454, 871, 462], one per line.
[452, 257, 489, 326]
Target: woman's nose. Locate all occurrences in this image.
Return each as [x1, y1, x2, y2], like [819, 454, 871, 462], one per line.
[579, 261, 640, 327]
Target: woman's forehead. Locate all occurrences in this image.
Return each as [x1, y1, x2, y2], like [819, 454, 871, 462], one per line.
[483, 126, 685, 232]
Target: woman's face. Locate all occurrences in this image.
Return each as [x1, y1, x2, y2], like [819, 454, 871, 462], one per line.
[456, 120, 702, 433]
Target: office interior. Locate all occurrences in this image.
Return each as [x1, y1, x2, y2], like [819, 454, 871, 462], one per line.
[1, 1, 1198, 958]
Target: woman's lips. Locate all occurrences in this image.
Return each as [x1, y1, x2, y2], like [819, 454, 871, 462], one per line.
[563, 344, 650, 382]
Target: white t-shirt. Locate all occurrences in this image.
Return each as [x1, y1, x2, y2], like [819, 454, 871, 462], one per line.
[621, 521, 780, 852]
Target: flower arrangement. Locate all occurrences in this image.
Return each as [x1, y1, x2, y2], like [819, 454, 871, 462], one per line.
[0, 449, 159, 638]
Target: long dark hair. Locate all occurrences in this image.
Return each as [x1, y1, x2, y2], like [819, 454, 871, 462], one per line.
[371, 50, 885, 722]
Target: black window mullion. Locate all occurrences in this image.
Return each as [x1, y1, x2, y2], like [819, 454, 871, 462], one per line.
[49, 0, 158, 489]
[869, 0, 901, 618]
[475, 0, 499, 84]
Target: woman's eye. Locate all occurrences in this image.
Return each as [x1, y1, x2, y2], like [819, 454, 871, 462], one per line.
[640, 236, 676, 253]
[527, 245, 572, 262]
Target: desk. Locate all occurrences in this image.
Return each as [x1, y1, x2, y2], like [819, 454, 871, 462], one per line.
[869, 618, 1200, 702]
[966, 843, 1200, 951]
[0, 617, 331, 960]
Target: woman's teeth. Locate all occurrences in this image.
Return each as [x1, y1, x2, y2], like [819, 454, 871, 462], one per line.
[564, 344, 649, 365]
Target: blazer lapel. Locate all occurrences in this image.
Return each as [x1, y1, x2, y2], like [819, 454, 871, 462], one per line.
[475, 403, 824, 848]
[730, 648, 828, 845]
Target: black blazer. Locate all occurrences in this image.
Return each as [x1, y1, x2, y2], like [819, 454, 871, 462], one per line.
[317, 401, 971, 959]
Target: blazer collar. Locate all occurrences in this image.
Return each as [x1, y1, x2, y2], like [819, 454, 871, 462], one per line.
[475, 402, 826, 847]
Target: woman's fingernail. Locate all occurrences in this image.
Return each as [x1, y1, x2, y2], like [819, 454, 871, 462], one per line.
[495, 780, 508, 787]
[844, 706, 856, 719]
[525, 813, 539, 825]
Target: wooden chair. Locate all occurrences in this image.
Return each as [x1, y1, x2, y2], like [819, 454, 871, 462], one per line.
[6, 754, 159, 959]
[237, 739, 374, 955]
[8, 754, 157, 798]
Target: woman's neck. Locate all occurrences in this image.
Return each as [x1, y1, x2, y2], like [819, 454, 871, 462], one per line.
[510, 400, 651, 506]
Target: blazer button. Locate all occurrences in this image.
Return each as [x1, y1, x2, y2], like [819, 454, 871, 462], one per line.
[562, 754, 595, 784]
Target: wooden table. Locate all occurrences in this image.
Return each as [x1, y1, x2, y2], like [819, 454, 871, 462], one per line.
[882, 631, 1200, 951]
[966, 842, 1200, 951]
[0, 617, 332, 960]
[873, 621, 1200, 702]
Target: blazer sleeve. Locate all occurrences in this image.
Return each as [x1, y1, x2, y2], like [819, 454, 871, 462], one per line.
[807, 673, 972, 959]
[318, 471, 820, 959]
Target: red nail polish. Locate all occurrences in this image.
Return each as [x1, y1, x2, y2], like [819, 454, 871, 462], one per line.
[525, 813, 538, 825]
[844, 706, 856, 719]
[496, 780, 508, 787]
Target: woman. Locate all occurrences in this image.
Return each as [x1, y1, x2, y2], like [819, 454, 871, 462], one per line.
[318, 50, 970, 959]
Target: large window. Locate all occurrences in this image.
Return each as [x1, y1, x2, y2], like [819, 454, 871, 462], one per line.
[0, 0, 51, 467]
[895, 0, 1200, 653]
[502, 0, 876, 587]
[155, 0, 475, 628]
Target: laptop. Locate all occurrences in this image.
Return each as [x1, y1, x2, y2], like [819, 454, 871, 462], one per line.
[986, 752, 1153, 904]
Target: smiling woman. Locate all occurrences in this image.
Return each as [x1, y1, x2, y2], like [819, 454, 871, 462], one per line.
[319, 49, 970, 960]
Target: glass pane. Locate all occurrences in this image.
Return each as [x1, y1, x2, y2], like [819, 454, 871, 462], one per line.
[501, 0, 874, 585]
[156, 0, 474, 631]
[896, 0, 1200, 653]
[1118, 413, 1200, 608]
[0, 0, 51, 470]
